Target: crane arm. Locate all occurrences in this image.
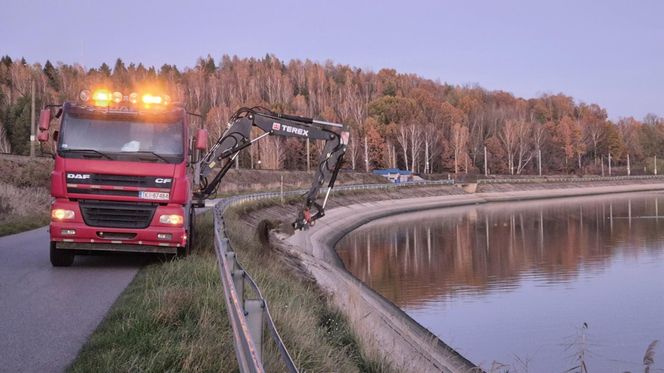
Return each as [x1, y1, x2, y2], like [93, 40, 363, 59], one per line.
[195, 107, 349, 229]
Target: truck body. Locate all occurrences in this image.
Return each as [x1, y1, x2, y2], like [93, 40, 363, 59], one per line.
[41, 90, 349, 267]
[46, 93, 195, 266]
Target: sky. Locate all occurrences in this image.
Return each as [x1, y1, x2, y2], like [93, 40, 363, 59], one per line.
[1, 0, 662, 120]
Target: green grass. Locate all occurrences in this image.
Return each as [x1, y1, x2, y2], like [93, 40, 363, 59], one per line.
[69, 213, 238, 372]
[69, 204, 392, 372]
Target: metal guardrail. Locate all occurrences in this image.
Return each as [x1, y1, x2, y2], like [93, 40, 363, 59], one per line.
[213, 199, 298, 373]
[477, 175, 664, 184]
[210, 179, 455, 372]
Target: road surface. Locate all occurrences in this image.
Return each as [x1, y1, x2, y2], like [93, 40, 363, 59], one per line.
[0, 226, 148, 372]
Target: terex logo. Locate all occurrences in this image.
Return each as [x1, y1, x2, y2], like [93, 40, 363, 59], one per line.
[67, 173, 91, 180]
[155, 178, 172, 184]
[280, 124, 309, 137]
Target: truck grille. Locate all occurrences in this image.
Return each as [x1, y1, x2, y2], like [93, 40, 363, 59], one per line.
[90, 174, 149, 187]
[80, 200, 156, 229]
[66, 173, 172, 188]
[67, 188, 139, 197]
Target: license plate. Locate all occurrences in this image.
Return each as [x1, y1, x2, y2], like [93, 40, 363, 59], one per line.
[139, 191, 170, 200]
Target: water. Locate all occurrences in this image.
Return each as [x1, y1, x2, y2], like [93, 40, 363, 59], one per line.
[336, 193, 664, 372]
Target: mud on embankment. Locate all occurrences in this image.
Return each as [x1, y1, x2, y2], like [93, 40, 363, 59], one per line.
[239, 179, 664, 372]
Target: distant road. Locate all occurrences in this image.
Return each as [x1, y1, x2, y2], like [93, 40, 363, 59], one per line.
[0, 227, 146, 372]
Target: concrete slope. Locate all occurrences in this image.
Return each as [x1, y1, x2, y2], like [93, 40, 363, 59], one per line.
[286, 183, 664, 373]
[0, 227, 145, 373]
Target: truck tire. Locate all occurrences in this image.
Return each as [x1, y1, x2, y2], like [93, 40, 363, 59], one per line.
[50, 242, 74, 267]
[177, 209, 195, 257]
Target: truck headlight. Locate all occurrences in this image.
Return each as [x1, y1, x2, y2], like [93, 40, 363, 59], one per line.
[159, 214, 184, 225]
[52, 209, 75, 220]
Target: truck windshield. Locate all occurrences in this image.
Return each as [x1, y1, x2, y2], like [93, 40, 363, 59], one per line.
[59, 113, 184, 163]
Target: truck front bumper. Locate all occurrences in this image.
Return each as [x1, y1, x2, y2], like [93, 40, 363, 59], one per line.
[50, 222, 186, 254]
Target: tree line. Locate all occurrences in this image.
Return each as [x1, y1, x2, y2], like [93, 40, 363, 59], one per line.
[0, 54, 661, 175]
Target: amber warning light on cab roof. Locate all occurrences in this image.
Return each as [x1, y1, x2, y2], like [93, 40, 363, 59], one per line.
[79, 89, 171, 109]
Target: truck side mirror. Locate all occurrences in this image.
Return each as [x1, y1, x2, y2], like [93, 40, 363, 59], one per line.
[39, 109, 51, 131]
[37, 131, 49, 142]
[195, 129, 208, 150]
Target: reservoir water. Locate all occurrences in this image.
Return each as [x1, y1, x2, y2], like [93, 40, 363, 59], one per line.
[336, 193, 664, 371]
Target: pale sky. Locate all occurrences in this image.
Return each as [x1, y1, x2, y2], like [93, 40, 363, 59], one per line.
[1, 0, 662, 120]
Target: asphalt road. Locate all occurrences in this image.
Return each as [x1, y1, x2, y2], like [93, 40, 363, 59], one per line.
[0, 227, 149, 373]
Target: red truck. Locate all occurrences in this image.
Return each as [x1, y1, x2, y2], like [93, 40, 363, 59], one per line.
[39, 88, 348, 267]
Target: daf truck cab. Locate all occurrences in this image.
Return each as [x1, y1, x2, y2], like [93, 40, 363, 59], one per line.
[41, 89, 198, 266]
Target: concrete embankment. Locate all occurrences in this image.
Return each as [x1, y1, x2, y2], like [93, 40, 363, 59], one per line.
[279, 182, 664, 372]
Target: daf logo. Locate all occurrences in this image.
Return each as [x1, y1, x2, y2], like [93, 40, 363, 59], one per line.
[155, 178, 172, 184]
[67, 173, 91, 180]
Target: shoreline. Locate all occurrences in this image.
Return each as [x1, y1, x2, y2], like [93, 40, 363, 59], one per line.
[282, 183, 664, 372]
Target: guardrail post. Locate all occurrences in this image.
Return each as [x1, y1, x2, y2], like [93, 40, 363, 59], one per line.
[232, 270, 245, 303]
[245, 299, 264, 362]
[224, 251, 240, 274]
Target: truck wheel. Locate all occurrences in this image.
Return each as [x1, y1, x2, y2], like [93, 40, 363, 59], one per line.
[177, 209, 195, 257]
[50, 242, 74, 267]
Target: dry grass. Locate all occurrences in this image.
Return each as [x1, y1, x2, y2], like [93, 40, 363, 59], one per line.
[0, 182, 51, 236]
[224, 201, 394, 372]
[0, 155, 53, 188]
[213, 168, 386, 195]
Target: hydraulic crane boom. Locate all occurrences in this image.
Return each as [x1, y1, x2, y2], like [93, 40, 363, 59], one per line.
[195, 107, 349, 229]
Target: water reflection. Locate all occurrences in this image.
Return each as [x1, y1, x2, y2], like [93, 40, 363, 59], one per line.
[337, 193, 664, 371]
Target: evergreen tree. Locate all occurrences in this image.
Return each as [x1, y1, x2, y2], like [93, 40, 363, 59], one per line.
[6, 95, 32, 155]
[0, 55, 12, 67]
[99, 62, 111, 77]
[43, 60, 60, 90]
[112, 58, 129, 87]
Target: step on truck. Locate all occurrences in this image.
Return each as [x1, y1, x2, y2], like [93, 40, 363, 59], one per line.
[39, 88, 349, 266]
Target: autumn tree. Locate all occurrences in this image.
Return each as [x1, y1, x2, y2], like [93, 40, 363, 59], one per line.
[0, 55, 660, 177]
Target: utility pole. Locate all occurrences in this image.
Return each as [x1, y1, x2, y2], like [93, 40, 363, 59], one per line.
[627, 154, 631, 176]
[30, 80, 35, 157]
[484, 146, 488, 176]
[608, 153, 612, 176]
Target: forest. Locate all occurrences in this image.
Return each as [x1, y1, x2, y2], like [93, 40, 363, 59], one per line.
[0, 54, 662, 176]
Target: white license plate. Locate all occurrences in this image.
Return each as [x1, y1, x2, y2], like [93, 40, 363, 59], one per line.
[139, 191, 170, 200]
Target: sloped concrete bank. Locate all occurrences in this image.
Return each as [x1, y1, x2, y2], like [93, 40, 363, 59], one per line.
[281, 183, 664, 372]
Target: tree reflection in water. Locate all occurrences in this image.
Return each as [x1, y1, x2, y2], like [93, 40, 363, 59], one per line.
[336, 193, 664, 371]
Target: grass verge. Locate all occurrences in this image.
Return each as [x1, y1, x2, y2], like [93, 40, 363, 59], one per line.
[69, 201, 393, 372]
[69, 213, 238, 372]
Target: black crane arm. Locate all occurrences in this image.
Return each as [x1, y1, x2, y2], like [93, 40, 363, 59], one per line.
[195, 107, 349, 229]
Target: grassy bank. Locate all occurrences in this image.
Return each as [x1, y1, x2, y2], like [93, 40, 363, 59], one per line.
[69, 213, 238, 372]
[0, 156, 53, 236]
[0, 182, 50, 236]
[70, 205, 391, 372]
